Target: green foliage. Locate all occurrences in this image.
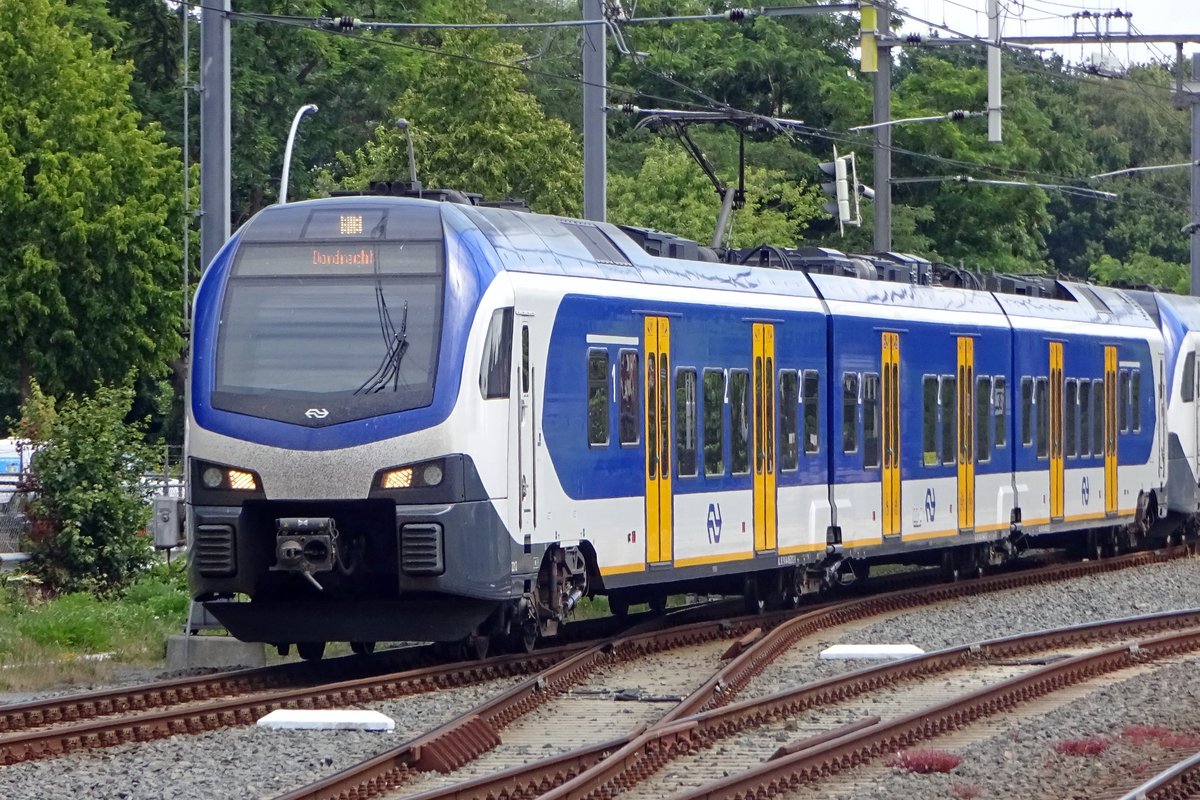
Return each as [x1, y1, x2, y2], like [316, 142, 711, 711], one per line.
[328, 18, 582, 215]
[1090, 253, 1188, 294]
[21, 382, 155, 594]
[609, 139, 823, 247]
[0, 0, 184, 422]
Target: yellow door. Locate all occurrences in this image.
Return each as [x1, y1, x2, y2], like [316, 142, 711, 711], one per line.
[1105, 345, 1118, 516]
[882, 332, 901, 538]
[957, 337, 975, 532]
[643, 316, 673, 564]
[753, 323, 777, 552]
[1050, 342, 1064, 521]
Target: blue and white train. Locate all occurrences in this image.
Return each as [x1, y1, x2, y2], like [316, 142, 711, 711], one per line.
[186, 191, 1198, 658]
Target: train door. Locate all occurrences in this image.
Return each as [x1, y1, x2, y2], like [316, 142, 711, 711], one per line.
[644, 316, 673, 565]
[1050, 342, 1064, 522]
[957, 337, 975, 533]
[881, 332, 901, 539]
[1105, 345, 1118, 516]
[517, 320, 536, 530]
[753, 323, 777, 553]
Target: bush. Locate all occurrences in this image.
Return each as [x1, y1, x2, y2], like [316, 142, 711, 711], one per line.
[19, 381, 156, 594]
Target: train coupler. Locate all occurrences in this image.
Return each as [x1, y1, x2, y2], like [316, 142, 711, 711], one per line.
[271, 517, 340, 591]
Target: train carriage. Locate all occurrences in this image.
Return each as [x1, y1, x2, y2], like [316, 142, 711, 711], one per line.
[186, 192, 1183, 657]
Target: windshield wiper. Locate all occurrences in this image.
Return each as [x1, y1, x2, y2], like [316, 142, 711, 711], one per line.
[356, 291, 409, 394]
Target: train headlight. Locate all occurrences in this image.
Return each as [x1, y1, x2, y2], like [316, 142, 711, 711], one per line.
[227, 469, 258, 491]
[422, 464, 443, 487]
[192, 461, 263, 494]
[375, 459, 447, 490]
[380, 467, 414, 489]
[201, 467, 224, 489]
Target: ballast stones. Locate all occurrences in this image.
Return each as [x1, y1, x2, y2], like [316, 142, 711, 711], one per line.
[256, 709, 396, 731]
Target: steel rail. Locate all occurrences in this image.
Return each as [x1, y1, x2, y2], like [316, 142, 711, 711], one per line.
[1116, 748, 1200, 800]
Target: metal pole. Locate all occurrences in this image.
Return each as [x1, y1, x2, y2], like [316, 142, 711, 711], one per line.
[987, 0, 1002, 142]
[873, 4, 891, 253]
[200, 0, 231, 272]
[1191, 54, 1200, 296]
[582, 0, 606, 221]
[182, 6, 190, 330]
[280, 105, 318, 205]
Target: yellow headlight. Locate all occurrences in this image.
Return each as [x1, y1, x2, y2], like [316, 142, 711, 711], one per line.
[227, 469, 258, 491]
[381, 467, 414, 489]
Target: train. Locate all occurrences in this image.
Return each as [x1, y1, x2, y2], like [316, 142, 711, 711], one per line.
[185, 187, 1200, 659]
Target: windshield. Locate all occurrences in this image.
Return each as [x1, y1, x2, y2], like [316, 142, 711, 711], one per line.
[213, 236, 445, 427]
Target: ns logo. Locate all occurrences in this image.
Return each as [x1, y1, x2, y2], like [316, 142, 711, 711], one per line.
[305, 408, 329, 420]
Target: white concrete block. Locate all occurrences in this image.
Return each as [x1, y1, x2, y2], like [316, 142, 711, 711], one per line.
[819, 644, 925, 660]
[256, 709, 395, 732]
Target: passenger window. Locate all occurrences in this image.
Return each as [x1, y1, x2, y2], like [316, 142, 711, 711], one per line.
[479, 308, 513, 399]
[1131, 369, 1141, 433]
[1119, 370, 1130, 433]
[729, 370, 751, 474]
[1021, 377, 1034, 447]
[587, 349, 609, 446]
[1093, 379, 1104, 456]
[802, 370, 820, 454]
[703, 369, 725, 476]
[618, 350, 639, 446]
[976, 376, 991, 463]
[1065, 379, 1077, 458]
[993, 377, 1007, 448]
[1078, 380, 1092, 456]
[780, 371, 799, 471]
[1184, 352, 1196, 403]
[842, 373, 859, 454]
[1035, 377, 1049, 459]
[521, 326, 530, 393]
[923, 375, 938, 466]
[940, 375, 956, 465]
[676, 369, 698, 477]
[862, 373, 880, 468]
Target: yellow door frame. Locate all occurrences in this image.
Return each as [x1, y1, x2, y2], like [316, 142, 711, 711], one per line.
[1049, 342, 1065, 521]
[1104, 345, 1118, 516]
[753, 323, 777, 552]
[643, 316, 673, 565]
[882, 332, 901, 537]
[957, 337, 975, 532]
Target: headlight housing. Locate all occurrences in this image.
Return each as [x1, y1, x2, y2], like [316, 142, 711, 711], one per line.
[191, 459, 264, 496]
[376, 458, 446, 490]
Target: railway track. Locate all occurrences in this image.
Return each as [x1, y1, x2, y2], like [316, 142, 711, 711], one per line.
[269, 547, 1190, 800]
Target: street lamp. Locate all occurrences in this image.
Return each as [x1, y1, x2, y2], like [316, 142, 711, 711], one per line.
[280, 104, 318, 205]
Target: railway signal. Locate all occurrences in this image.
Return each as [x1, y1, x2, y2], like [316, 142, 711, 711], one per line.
[819, 148, 870, 235]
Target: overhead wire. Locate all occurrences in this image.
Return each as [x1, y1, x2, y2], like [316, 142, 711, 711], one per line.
[176, 0, 1189, 214]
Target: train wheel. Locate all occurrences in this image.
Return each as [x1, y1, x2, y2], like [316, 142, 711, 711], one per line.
[296, 641, 325, 661]
[464, 634, 490, 661]
[743, 577, 767, 615]
[608, 593, 630, 619]
[350, 641, 376, 656]
[515, 623, 538, 654]
[649, 594, 668, 615]
[274, 643, 291, 657]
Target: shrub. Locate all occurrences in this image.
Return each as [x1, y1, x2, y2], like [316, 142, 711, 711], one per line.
[1122, 726, 1200, 749]
[886, 749, 963, 773]
[1054, 737, 1110, 756]
[19, 381, 156, 594]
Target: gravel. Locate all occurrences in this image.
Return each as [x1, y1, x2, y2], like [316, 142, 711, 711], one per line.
[3, 555, 1200, 799]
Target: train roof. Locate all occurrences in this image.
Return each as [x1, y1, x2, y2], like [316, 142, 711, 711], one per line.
[236, 196, 1161, 329]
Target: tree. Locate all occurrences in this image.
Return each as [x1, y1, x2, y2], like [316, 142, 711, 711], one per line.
[20, 381, 155, 595]
[0, 0, 184, 419]
[608, 138, 824, 248]
[330, 24, 583, 215]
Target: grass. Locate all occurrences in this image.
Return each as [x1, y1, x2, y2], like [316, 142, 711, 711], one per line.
[0, 559, 189, 692]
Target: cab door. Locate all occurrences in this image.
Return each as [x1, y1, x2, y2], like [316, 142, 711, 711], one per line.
[882, 332, 901, 538]
[957, 337, 975, 533]
[517, 320, 536, 531]
[644, 316, 673, 565]
[1105, 345, 1118, 516]
[753, 323, 777, 552]
[1050, 342, 1064, 522]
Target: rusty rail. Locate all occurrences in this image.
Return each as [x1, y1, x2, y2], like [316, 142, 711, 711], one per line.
[1116, 748, 1200, 800]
